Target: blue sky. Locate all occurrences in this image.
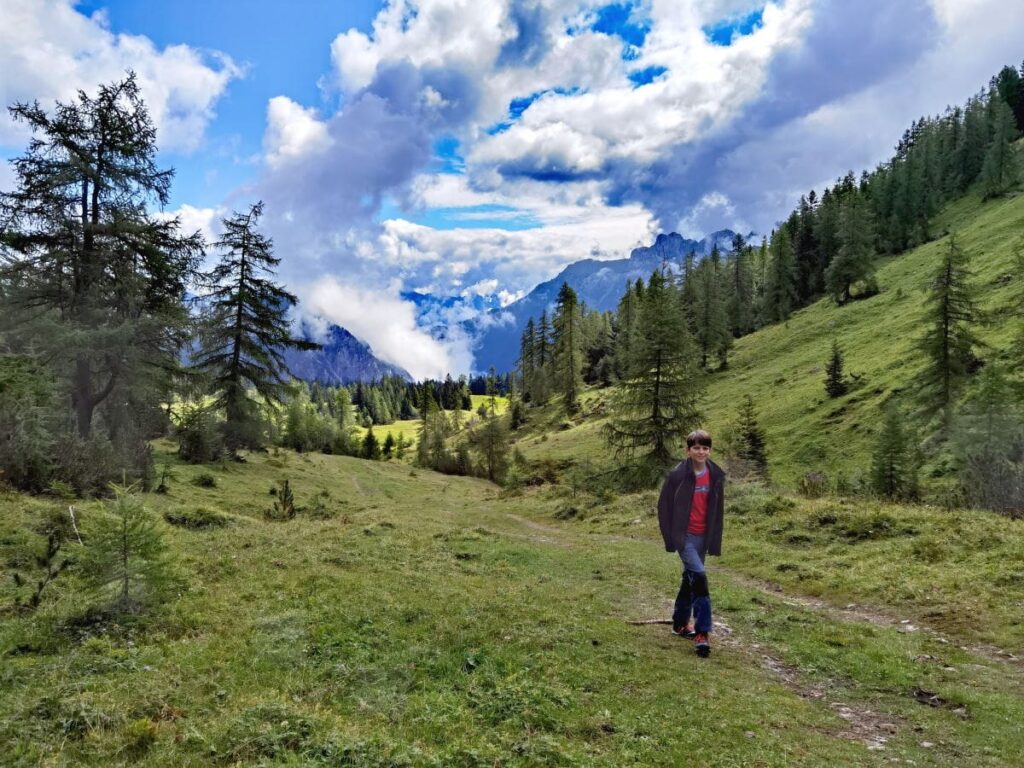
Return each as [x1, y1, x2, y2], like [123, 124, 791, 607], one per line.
[2, 0, 1023, 377]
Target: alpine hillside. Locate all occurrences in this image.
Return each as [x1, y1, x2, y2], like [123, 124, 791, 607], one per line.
[473, 229, 743, 372]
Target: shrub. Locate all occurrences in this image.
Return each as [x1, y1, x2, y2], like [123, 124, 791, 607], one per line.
[10, 525, 72, 611]
[0, 356, 57, 491]
[192, 473, 217, 488]
[798, 471, 830, 498]
[163, 506, 230, 529]
[52, 434, 124, 497]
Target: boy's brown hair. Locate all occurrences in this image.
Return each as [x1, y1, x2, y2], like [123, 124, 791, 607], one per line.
[686, 429, 712, 448]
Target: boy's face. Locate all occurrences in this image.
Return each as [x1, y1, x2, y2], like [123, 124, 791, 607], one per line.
[687, 443, 711, 462]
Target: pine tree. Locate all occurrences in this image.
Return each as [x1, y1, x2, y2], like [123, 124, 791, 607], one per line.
[415, 385, 438, 467]
[552, 282, 583, 414]
[763, 228, 798, 322]
[735, 395, 768, 477]
[980, 96, 1020, 199]
[826, 195, 877, 304]
[693, 248, 732, 368]
[955, 364, 1024, 513]
[382, 431, 396, 459]
[793, 197, 822, 301]
[395, 433, 409, 459]
[192, 202, 319, 452]
[919, 236, 981, 438]
[994, 64, 1024, 133]
[614, 282, 640, 379]
[519, 318, 536, 401]
[870, 405, 918, 500]
[957, 93, 990, 190]
[824, 340, 848, 398]
[334, 387, 357, 455]
[726, 235, 754, 336]
[362, 426, 381, 460]
[0, 75, 203, 440]
[604, 271, 703, 468]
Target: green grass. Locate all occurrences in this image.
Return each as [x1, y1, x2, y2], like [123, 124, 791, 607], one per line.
[700, 191, 1023, 487]
[3, 443, 1024, 766]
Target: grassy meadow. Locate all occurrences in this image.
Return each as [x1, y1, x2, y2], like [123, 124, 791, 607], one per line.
[353, 396, 510, 446]
[3, 438, 1024, 766]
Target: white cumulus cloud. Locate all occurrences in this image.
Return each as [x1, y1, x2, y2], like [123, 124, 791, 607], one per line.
[264, 96, 332, 168]
[0, 0, 241, 152]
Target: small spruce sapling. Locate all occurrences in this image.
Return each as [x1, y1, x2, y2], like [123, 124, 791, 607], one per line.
[825, 339, 848, 398]
[268, 479, 297, 520]
[735, 395, 769, 478]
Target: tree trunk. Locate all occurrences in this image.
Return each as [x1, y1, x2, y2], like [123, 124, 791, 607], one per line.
[73, 358, 94, 438]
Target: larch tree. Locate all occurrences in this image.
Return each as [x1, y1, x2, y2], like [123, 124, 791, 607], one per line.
[980, 96, 1020, 199]
[918, 235, 982, 439]
[552, 282, 583, 414]
[192, 202, 319, 452]
[604, 271, 703, 469]
[0, 74, 203, 441]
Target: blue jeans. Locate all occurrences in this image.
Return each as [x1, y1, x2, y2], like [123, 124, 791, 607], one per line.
[672, 533, 712, 633]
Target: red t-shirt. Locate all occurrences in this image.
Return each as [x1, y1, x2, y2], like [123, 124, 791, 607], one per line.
[688, 468, 710, 534]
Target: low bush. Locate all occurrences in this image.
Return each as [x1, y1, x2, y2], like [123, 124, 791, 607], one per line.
[798, 471, 830, 498]
[192, 473, 217, 489]
[163, 506, 230, 529]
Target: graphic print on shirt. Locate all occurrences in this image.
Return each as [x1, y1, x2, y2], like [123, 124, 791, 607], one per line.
[688, 468, 710, 534]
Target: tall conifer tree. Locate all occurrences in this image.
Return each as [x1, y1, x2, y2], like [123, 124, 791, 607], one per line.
[193, 202, 318, 451]
[981, 96, 1020, 199]
[919, 236, 981, 437]
[0, 75, 203, 440]
[604, 271, 702, 468]
[727, 235, 754, 336]
[552, 282, 583, 414]
[824, 340, 848, 398]
[826, 195, 878, 304]
[763, 228, 798, 322]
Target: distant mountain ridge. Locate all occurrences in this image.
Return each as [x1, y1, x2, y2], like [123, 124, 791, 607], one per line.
[284, 324, 410, 384]
[472, 229, 745, 373]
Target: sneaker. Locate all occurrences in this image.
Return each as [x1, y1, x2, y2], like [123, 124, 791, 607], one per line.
[694, 632, 711, 658]
[672, 623, 696, 638]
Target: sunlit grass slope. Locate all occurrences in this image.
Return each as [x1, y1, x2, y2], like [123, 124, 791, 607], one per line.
[701, 191, 1023, 487]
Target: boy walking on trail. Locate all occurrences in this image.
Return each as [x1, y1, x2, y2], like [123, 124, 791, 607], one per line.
[657, 430, 725, 658]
